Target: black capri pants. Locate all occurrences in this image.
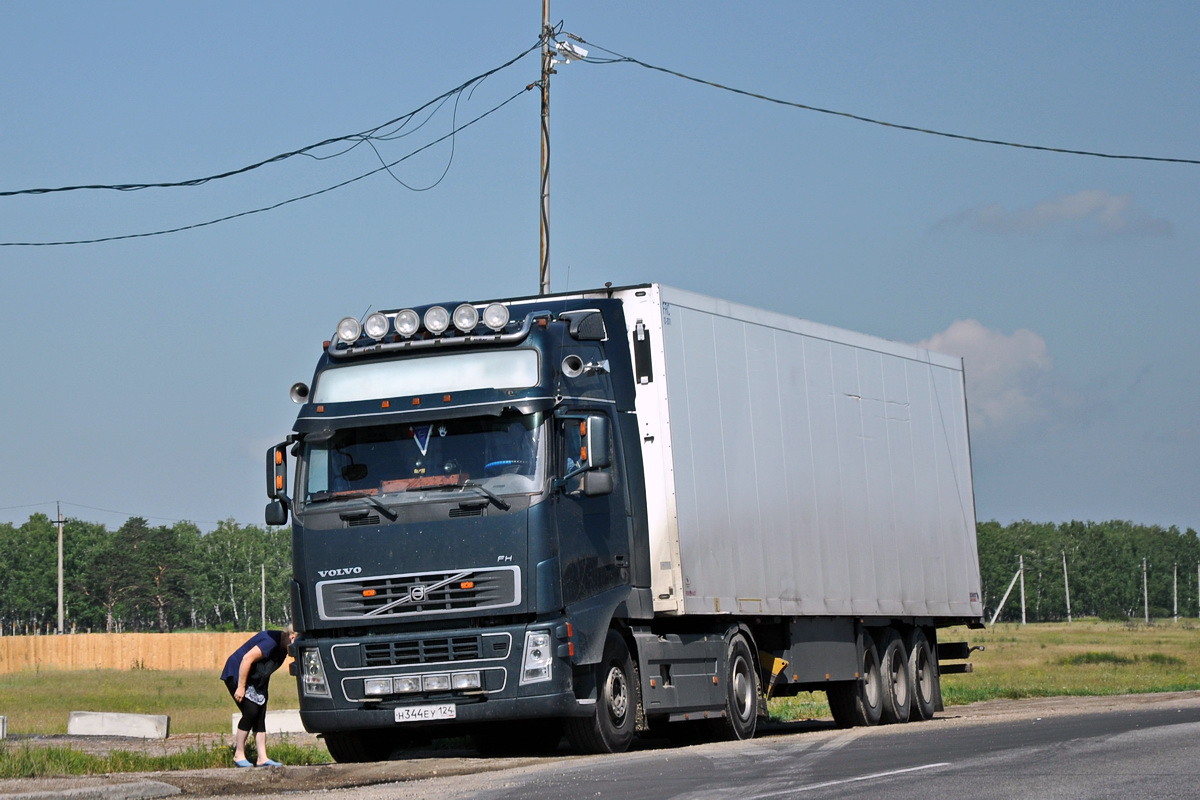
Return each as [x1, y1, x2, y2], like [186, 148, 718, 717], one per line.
[224, 676, 269, 733]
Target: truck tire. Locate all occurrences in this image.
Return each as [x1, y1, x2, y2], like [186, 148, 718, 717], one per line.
[565, 630, 638, 754]
[907, 629, 937, 721]
[322, 730, 397, 763]
[826, 630, 882, 727]
[705, 632, 759, 741]
[878, 628, 912, 724]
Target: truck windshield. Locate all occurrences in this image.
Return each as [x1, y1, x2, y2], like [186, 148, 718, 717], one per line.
[301, 411, 544, 505]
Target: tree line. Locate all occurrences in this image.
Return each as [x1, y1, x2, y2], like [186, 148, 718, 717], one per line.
[1, 515, 1198, 633]
[978, 520, 1200, 622]
[0, 514, 290, 635]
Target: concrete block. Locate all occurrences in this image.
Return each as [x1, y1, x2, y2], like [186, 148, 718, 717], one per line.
[231, 708, 306, 735]
[68, 711, 170, 739]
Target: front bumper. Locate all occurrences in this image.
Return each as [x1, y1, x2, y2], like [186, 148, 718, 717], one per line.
[293, 620, 585, 733]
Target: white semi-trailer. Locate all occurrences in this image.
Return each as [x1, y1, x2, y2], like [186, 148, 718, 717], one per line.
[267, 283, 983, 760]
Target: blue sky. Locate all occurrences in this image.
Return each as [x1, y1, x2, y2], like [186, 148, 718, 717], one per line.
[2, 2, 1196, 532]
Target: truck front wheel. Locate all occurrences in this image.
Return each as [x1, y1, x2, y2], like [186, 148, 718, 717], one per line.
[565, 630, 638, 754]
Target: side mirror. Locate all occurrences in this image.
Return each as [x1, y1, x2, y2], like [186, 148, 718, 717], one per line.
[558, 414, 613, 496]
[266, 443, 289, 499]
[583, 415, 611, 470]
[265, 499, 289, 526]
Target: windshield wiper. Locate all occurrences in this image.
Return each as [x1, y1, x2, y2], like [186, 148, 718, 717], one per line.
[458, 480, 511, 511]
[413, 480, 511, 511]
[307, 490, 398, 521]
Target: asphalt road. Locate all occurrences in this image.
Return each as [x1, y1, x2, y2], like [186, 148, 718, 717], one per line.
[3, 694, 1197, 799]
[405, 706, 1200, 800]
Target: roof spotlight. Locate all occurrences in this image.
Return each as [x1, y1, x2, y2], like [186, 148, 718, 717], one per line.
[453, 304, 480, 332]
[335, 317, 362, 344]
[482, 303, 510, 331]
[394, 309, 420, 337]
[423, 306, 450, 335]
[363, 312, 390, 340]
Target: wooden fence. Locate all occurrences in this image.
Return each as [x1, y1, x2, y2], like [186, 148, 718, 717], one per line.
[0, 633, 265, 673]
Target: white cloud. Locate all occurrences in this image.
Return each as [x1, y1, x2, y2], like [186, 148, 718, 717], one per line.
[938, 190, 1171, 237]
[916, 320, 1055, 432]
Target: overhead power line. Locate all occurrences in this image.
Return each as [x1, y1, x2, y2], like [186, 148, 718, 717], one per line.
[574, 37, 1200, 167]
[1, 84, 533, 247]
[0, 42, 541, 199]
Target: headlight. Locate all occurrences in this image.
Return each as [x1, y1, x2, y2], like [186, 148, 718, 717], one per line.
[393, 676, 422, 694]
[452, 671, 482, 691]
[423, 306, 450, 335]
[301, 648, 331, 698]
[394, 309, 420, 337]
[363, 312, 390, 340]
[335, 317, 362, 344]
[364, 677, 392, 696]
[483, 303, 510, 331]
[520, 630, 553, 685]
[422, 673, 451, 692]
[452, 304, 480, 332]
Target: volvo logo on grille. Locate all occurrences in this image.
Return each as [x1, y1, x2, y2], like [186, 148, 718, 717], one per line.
[409, 585, 427, 602]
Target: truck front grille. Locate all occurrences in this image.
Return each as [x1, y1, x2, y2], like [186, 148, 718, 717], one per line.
[316, 566, 520, 620]
[361, 635, 497, 667]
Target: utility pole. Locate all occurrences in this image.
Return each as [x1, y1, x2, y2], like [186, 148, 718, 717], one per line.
[1173, 563, 1178, 623]
[56, 502, 65, 635]
[1018, 554, 1026, 625]
[1062, 551, 1072, 624]
[261, 564, 267, 631]
[1142, 558, 1149, 625]
[538, 0, 552, 295]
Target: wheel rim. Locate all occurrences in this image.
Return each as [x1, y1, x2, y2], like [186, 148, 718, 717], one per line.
[863, 654, 880, 706]
[731, 655, 754, 722]
[889, 649, 910, 706]
[915, 647, 932, 702]
[605, 665, 628, 724]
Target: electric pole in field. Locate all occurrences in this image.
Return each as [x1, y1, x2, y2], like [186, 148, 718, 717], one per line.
[539, 0, 552, 295]
[56, 502, 64, 635]
[1062, 551, 1072, 624]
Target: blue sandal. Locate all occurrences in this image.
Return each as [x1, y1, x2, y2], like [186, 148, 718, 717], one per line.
[234, 759, 253, 768]
[257, 759, 283, 767]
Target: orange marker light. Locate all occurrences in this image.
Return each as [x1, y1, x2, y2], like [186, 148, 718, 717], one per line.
[412, 398, 421, 406]
[275, 450, 283, 465]
[362, 589, 377, 597]
[381, 400, 390, 408]
[459, 581, 475, 590]
[275, 476, 284, 491]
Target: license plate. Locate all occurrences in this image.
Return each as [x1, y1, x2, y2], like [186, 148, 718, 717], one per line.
[394, 704, 456, 723]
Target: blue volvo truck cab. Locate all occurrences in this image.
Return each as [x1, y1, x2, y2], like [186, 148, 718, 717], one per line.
[266, 291, 654, 760]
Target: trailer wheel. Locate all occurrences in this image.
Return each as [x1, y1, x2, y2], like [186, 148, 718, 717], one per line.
[322, 730, 398, 763]
[878, 628, 912, 724]
[827, 630, 882, 727]
[907, 629, 937, 721]
[705, 632, 759, 741]
[565, 630, 638, 754]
